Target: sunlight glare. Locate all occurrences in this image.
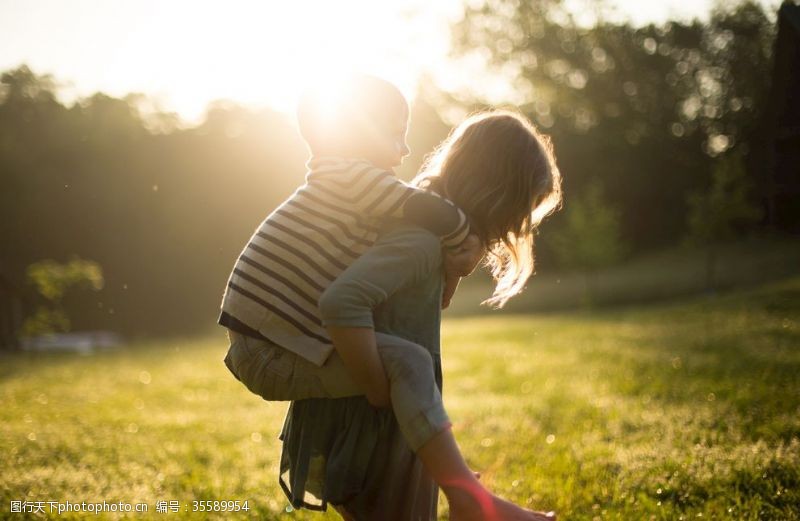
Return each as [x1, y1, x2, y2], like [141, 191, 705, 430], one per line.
[132, 0, 424, 123]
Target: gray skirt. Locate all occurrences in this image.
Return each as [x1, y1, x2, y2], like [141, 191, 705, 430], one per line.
[276, 353, 445, 521]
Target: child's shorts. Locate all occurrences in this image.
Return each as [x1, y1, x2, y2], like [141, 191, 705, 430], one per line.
[223, 328, 451, 452]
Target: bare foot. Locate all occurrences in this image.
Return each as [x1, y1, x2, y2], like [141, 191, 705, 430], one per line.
[444, 477, 555, 521]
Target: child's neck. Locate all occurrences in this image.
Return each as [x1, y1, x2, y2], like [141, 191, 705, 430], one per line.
[307, 154, 384, 169]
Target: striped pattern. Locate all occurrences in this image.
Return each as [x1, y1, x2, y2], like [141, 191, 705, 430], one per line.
[218, 156, 469, 367]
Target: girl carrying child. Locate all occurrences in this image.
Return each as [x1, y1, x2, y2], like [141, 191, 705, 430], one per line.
[220, 75, 563, 520]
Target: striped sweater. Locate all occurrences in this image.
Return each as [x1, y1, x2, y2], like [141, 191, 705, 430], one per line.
[217, 155, 470, 367]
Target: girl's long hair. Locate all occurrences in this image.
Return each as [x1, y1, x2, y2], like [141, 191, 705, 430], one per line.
[412, 109, 563, 308]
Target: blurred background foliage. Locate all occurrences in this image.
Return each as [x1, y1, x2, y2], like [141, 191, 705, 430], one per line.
[0, 0, 796, 341]
[447, 0, 777, 244]
[20, 257, 103, 336]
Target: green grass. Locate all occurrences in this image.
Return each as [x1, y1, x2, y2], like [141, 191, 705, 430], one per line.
[446, 232, 800, 315]
[1, 275, 799, 520]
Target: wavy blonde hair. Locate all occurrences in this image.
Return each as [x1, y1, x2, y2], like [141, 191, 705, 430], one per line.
[412, 109, 563, 308]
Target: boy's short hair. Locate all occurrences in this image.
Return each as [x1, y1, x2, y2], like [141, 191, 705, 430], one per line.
[297, 74, 408, 156]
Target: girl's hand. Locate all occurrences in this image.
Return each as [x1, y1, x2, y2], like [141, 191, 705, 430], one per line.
[366, 381, 391, 409]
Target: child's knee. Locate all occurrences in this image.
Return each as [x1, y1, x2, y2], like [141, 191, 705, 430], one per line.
[223, 350, 241, 382]
[406, 342, 434, 371]
[376, 335, 434, 379]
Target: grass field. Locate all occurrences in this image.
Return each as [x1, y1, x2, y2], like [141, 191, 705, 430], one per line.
[446, 233, 800, 316]
[1, 275, 798, 520]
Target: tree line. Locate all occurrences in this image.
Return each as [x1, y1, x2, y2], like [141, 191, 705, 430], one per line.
[0, 0, 784, 340]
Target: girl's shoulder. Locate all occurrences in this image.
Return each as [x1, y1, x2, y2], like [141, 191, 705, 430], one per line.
[377, 223, 442, 269]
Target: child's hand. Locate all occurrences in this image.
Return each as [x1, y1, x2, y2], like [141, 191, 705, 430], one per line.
[441, 272, 461, 310]
[441, 234, 484, 309]
[444, 234, 485, 277]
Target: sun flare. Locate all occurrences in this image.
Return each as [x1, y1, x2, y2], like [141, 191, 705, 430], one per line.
[103, 0, 436, 123]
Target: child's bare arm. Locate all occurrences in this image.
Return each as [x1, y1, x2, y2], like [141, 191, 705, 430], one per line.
[445, 234, 486, 275]
[441, 234, 486, 309]
[322, 162, 471, 248]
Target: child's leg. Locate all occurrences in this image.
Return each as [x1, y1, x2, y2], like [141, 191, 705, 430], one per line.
[225, 329, 450, 452]
[370, 332, 452, 452]
[224, 329, 357, 399]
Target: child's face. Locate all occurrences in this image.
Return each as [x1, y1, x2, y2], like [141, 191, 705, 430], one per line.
[370, 106, 410, 169]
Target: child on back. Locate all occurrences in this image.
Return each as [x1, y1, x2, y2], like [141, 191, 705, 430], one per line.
[220, 75, 557, 521]
[219, 74, 478, 403]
